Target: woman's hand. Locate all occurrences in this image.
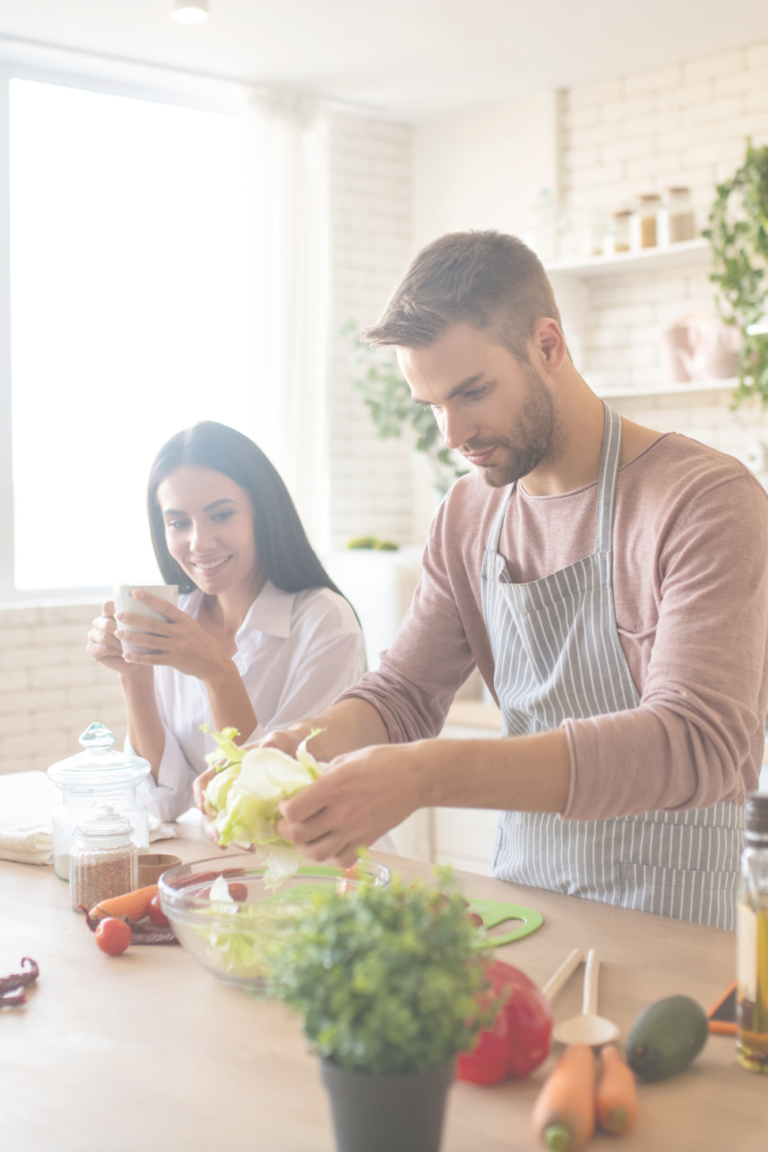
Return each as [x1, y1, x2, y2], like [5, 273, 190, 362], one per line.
[115, 590, 231, 682]
[86, 601, 149, 680]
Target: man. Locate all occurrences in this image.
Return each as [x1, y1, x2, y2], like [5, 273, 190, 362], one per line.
[197, 231, 768, 929]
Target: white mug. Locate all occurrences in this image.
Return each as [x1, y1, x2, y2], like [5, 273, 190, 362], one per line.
[113, 584, 179, 654]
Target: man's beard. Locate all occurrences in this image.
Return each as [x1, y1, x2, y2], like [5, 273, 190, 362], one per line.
[470, 364, 560, 489]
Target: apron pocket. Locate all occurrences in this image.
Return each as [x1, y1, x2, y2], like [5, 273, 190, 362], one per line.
[616, 860, 739, 929]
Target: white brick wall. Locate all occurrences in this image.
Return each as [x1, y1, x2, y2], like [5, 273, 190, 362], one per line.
[327, 113, 416, 550]
[0, 602, 126, 775]
[561, 40, 768, 408]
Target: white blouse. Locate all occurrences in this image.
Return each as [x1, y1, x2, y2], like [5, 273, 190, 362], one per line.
[134, 580, 366, 822]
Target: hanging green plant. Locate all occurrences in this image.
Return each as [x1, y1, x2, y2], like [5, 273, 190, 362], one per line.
[703, 139, 768, 406]
[343, 320, 468, 494]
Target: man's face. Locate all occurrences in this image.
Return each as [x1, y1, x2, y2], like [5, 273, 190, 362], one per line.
[397, 322, 560, 489]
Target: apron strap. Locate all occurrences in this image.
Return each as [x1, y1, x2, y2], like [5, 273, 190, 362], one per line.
[595, 402, 622, 555]
[486, 484, 515, 555]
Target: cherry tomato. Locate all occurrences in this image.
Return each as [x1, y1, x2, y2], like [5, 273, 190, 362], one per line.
[227, 882, 248, 902]
[467, 911, 484, 928]
[95, 917, 132, 956]
[147, 894, 169, 928]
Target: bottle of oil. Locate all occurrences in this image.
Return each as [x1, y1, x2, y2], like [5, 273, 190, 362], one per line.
[737, 792, 768, 1073]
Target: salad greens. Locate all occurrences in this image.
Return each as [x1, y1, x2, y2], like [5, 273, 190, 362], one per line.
[193, 875, 280, 978]
[201, 725, 324, 889]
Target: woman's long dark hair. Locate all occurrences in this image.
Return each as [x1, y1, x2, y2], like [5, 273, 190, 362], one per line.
[147, 421, 347, 601]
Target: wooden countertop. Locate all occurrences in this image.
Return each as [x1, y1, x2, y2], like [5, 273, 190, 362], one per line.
[1, 772, 764, 1152]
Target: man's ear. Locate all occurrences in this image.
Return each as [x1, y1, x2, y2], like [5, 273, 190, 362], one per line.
[530, 318, 568, 374]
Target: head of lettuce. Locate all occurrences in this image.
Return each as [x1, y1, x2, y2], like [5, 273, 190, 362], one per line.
[201, 726, 324, 890]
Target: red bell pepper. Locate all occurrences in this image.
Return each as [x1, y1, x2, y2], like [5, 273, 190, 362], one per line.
[458, 959, 552, 1084]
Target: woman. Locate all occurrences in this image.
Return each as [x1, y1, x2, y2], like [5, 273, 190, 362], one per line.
[87, 421, 365, 822]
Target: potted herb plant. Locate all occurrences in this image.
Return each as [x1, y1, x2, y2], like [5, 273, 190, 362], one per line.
[267, 871, 498, 1152]
[704, 140, 768, 406]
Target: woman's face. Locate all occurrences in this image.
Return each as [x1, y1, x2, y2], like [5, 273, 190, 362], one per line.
[156, 465, 260, 598]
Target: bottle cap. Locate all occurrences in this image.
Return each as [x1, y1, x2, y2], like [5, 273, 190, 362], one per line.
[745, 792, 768, 836]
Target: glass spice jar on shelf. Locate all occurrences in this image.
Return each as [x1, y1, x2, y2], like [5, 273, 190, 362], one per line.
[658, 187, 696, 245]
[630, 194, 660, 251]
[603, 209, 632, 256]
[581, 213, 605, 258]
[70, 803, 138, 914]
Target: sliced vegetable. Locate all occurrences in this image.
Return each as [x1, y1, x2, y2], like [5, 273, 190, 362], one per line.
[458, 960, 552, 1084]
[532, 1043, 596, 1152]
[203, 728, 325, 889]
[88, 884, 159, 923]
[95, 917, 132, 956]
[0, 958, 39, 1007]
[82, 906, 178, 946]
[147, 894, 170, 928]
[596, 1045, 638, 1135]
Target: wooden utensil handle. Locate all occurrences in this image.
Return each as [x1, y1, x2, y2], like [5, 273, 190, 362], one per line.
[541, 948, 585, 1002]
[583, 949, 600, 1015]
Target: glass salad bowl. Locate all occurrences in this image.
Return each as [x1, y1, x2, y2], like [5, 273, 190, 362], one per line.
[158, 854, 391, 994]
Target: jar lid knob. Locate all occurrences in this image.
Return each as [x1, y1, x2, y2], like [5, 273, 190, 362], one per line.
[79, 723, 115, 751]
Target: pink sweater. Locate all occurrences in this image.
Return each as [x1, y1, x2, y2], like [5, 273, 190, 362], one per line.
[341, 434, 768, 820]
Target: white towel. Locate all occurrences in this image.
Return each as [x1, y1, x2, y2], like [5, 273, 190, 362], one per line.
[0, 814, 177, 868]
[148, 815, 179, 843]
[0, 823, 54, 865]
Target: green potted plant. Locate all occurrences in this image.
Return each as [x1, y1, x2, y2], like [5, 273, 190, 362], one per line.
[267, 871, 498, 1152]
[704, 140, 768, 406]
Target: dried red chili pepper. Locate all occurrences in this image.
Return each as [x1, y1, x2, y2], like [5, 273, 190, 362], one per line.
[0, 958, 39, 1007]
[458, 959, 552, 1084]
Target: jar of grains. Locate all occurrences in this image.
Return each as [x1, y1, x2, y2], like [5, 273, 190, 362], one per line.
[657, 187, 696, 246]
[70, 804, 138, 914]
[629, 194, 661, 251]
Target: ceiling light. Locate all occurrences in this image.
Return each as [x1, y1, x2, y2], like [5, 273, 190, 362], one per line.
[172, 0, 209, 23]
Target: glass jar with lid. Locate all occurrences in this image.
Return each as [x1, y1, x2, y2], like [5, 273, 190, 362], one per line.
[603, 209, 632, 256]
[48, 722, 150, 881]
[629, 194, 660, 251]
[70, 803, 138, 913]
[658, 187, 695, 246]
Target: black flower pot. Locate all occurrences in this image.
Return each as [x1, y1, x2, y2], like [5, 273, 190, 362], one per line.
[320, 1057, 455, 1152]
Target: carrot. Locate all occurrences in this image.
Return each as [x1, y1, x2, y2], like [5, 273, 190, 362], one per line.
[596, 1045, 638, 1135]
[89, 884, 158, 923]
[532, 1043, 596, 1152]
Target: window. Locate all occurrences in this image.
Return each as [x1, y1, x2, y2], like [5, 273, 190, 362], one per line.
[7, 77, 257, 593]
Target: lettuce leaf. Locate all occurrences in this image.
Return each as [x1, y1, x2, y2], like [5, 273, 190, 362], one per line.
[202, 729, 324, 890]
[201, 723, 245, 771]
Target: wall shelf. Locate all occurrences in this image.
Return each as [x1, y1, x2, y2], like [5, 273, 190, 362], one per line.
[545, 237, 711, 279]
[593, 377, 737, 400]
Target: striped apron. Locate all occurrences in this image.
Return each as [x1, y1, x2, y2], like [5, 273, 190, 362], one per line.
[481, 402, 744, 930]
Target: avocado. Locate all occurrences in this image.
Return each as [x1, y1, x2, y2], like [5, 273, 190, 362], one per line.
[627, 995, 709, 1081]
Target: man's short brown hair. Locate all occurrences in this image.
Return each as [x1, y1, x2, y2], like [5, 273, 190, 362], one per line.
[364, 230, 562, 362]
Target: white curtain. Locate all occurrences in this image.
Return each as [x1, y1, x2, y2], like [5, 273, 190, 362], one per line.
[245, 91, 331, 551]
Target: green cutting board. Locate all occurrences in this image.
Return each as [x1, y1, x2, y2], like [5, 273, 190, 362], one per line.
[261, 870, 544, 947]
[466, 898, 544, 947]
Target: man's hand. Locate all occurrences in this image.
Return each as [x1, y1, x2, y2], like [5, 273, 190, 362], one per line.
[275, 743, 422, 869]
